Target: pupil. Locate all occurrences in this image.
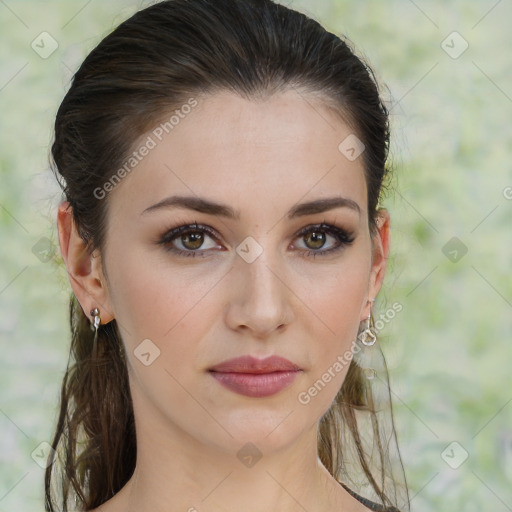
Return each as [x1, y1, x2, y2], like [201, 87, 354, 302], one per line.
[308, 231, 325, 249]
[184, 232, 203, 249]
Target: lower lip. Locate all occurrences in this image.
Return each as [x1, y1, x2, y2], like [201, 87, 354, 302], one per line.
[209, 371, 301, 397]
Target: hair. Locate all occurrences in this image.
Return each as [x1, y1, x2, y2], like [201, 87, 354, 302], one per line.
[45, 0, 409, 510]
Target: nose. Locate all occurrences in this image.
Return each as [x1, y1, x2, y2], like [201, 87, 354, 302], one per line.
[224, 247, 294, 339]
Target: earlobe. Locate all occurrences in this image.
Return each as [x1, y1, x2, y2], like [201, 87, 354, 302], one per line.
[57, 201, 115, 324]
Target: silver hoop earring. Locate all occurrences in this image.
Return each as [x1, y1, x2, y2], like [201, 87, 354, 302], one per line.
[358, 300, 376, 346]
[353, 299, 378, 379]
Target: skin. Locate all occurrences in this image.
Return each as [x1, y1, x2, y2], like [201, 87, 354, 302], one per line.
[57, 89, 390, 512]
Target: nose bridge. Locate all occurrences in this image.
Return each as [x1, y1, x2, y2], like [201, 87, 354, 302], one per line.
[244, 247, 280, 301]
[227, 236, 293, 335]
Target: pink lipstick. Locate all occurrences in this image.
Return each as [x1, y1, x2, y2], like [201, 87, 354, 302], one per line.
[209, 355, 301, 398]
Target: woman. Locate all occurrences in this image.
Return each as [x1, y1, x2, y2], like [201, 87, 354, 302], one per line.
[46, 0, 409, 510]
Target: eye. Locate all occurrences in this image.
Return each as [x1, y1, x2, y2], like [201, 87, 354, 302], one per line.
[157, 221, 355, 258]
[158, 222, 220, 258]
[293, 223, 355, 258]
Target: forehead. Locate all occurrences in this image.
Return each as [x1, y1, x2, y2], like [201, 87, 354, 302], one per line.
[105, 89, 367, 224]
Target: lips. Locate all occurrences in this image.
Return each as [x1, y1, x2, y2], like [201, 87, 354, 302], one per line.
[208, 355, 302, 398]
[209, 355, 301, 373]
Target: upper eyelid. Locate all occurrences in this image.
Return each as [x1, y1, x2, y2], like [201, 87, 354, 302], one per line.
[159, 222, 354, 246]
[162, 221, 349, 235]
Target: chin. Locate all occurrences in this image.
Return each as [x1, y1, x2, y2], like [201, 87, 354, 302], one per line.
[202, 407, 314, 456]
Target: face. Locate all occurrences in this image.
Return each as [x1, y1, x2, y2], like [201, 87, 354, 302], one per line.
[90, 89, 388, 455]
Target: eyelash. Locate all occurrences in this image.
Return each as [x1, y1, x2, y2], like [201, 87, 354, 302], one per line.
[157, 221, 355, 259]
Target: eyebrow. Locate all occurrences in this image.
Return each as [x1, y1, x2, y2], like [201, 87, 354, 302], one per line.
[141, 195, 361, 219]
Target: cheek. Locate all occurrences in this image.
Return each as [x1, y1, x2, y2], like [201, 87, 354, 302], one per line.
[300, 256, 369, 332]
[107, 257, 210, 403]
[297, 255, 369, 380]
[106, 251, 223, 355]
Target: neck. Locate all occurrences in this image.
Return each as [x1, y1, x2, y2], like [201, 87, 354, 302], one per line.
[113, 411, 343, 512]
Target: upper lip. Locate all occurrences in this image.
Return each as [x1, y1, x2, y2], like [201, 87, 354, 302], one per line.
[209, 355, 301, 374]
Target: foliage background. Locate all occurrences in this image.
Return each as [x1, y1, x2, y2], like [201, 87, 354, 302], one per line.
[0, 0, 511, 510]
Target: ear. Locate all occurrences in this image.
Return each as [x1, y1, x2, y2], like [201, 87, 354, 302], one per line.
[362, 208, 391, 319]
[57, 201, 115, 325]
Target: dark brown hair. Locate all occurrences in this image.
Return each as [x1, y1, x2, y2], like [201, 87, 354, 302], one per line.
[46, 0, 409, 510]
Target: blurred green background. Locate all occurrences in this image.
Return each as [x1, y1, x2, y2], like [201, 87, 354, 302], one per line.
[0, 0, 511, 510]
